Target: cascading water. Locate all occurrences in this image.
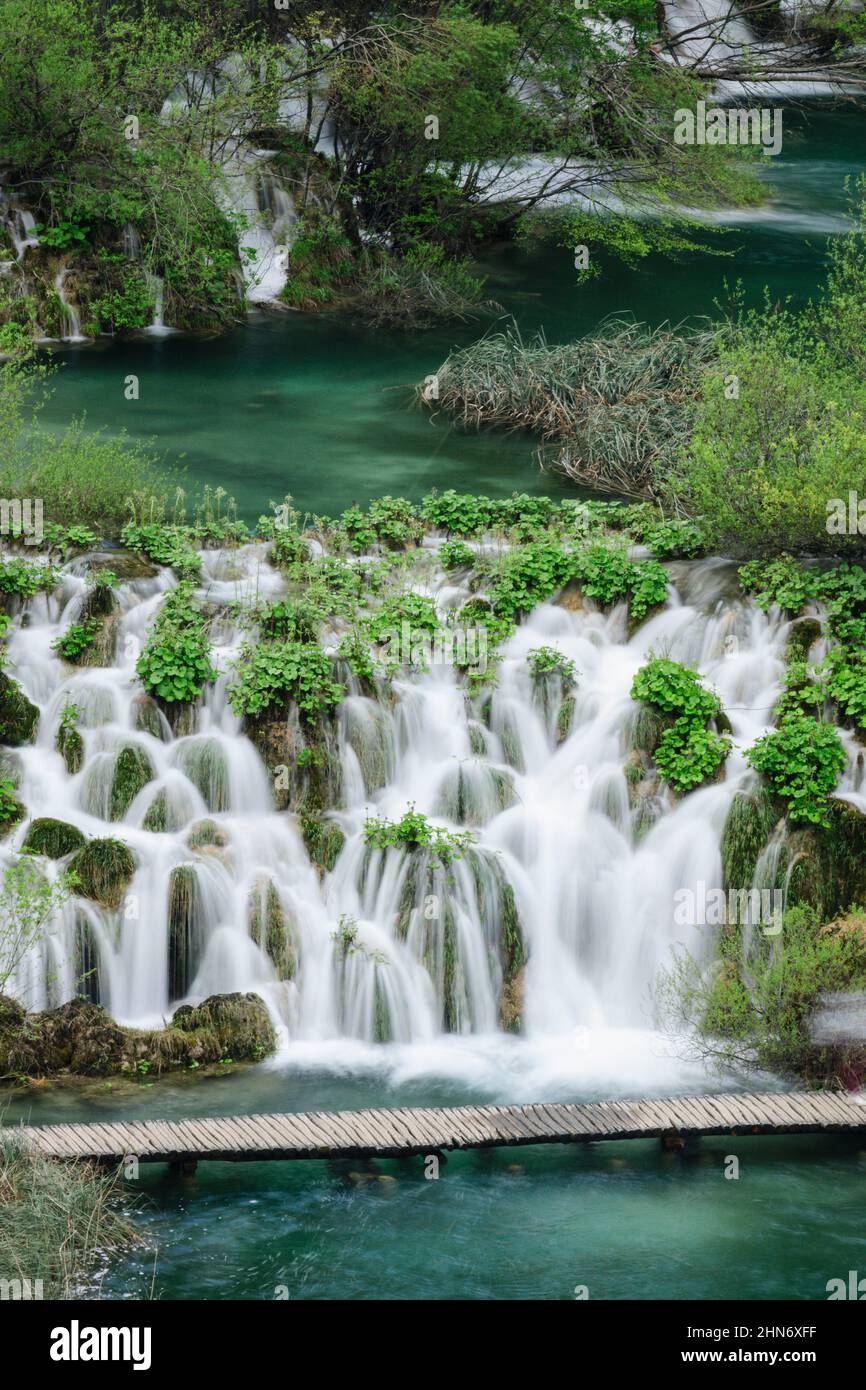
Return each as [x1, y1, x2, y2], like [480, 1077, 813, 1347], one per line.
[2, 536, 817, 1090]
[53, 268, 86, 343]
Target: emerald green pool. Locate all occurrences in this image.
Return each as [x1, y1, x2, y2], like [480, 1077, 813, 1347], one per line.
[40, 107, 857, 520]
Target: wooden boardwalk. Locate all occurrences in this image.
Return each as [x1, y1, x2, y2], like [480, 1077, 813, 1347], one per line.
[15, 1091, 866, 1166]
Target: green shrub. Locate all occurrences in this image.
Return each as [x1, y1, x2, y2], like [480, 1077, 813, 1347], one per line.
[0, 559, 57, 599]
[631, 658, 728, 792]
[746, 715, 847, 827]
[137, 583, 215, 704]
[527, 646, 576, 686]
[228, 641, 343, 722]
[52, 618, 101, 663]
[438, 538, 475, 570]
[363, 806, 475, 866]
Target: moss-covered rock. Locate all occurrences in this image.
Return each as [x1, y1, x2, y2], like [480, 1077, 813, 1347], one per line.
[720, 786, 778, 891]
[175, 737, 228, 813]
[110, 744, 154, 820]
[167, 864, 202, 1002]
[0, 990, 276, 1077]
[69, 838, 135, 910]
[168, 992, 276, 1062]
[21, 817, 86, 859]
[433, 762, 514, 826]
[90, 549, 158, 582]
[56, 717, 84, 774]
[499, 966, 525, 1033]
[787, 617, 823, 664]
[187, 818, 229, 852]
[248, 875, 296, 978]
[131, 693, 169, 741]
[630, 702, 666, 758]
[787, 799, 866, 919]
[0, 671, 38, 745]
[300, 812, 345, 873]
[247, 711, 340, 812]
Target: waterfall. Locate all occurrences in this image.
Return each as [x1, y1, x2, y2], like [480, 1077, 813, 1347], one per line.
[217, 146, 297, 304]
[143, 270, 174, 336]
[663, 0, 842, 97]
[53, 268, 86, 343]
[0, 539, 796, 1080]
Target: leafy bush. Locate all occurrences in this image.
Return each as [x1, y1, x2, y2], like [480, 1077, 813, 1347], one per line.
[746, 715, 846, 827]
[631, 658, 729, 792]
[641, 516, 706, 560]
[228, 641, 343, 722]
[489, 541, 574, 619]
[52, 618, 101, 663]
[527, 646, 576, 686]
[363, 806, 474, 866]
[137, 583, 215, 704]
[438, 538, 475, 570]
[421, 490, 494, 537]
[823, 646, 866, 730]
[0, 559, 56, 599]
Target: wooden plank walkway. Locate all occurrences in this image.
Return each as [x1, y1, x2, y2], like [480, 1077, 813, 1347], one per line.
[14, 1091, 866, 1166]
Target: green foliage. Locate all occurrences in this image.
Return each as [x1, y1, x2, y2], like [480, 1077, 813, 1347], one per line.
[0, 357, 169, 536]
[228, 641, 343, 722]
[367, 591, 440, 644]
[52, 618, 101, 663]
[659, 904, 866, 1081]
[823, 646, 866, 731]
[641, 516, 706, 560]
[746, 715, 847, 827]
[738, 555, 818, 614]
[672, 194, 866, 554]
[0, 855, 77, 993]
[527, 646, 576, 686]
[489, 541, 574, 619]
[0, 558, 56, 598]
[137, 582, 215, 704]
[421, 490, 495, 537]
[363, 806, 475, 867]
[0, 778, 23, 830]
[438, 539, 475, 570]
[631, 658, 729, 792]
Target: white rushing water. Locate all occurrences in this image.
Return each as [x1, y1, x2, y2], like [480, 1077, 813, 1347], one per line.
[4, 538, 835, 1101]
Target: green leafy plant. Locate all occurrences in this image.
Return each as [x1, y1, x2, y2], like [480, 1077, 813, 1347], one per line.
[527, 646, 576, 686]
[363, 806, 475, 866]
[52, 618, 101, 663]
[746, 715, 846, 827]
[137, 582, 216, 704]
[228, 641, 343, 722]
[631, 658, 729, 793]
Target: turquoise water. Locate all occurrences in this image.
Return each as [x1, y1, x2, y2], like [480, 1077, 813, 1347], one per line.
[7, 1064, 866, 1301]
[39, 107, 858, 520]
[13, 103, 866, 1301]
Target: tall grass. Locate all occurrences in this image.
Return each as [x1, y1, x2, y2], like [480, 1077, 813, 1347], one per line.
[0, 1126, 139, 1298]
[420, 318, 715, 497]
[0, 354, 172, 536]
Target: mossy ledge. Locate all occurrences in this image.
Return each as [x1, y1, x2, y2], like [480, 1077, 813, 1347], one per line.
[21, 817, 87, 859]
[0, 991, 276, 1079]
[69, 838, 135, 910]
[0, 672, 39, 745]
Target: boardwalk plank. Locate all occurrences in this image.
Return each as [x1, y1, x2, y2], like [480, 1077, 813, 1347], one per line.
[19, 1090, 866, 1165]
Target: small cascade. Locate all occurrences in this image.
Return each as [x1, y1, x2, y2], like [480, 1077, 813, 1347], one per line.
[54, 268, 86, 343]
[218, 146, 297, 304]
[1, 188, 39, 263]
[663, 0, 841, 97]
[143, 270, 174, 336]
[122, 223, 141, 261]
[0, 539, 802, 1062]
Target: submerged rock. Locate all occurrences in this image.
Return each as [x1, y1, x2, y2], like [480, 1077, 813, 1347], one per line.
[21, 817, 86, 858]
[187, 818, 229, 852]
[175, 737, 229, 813]
[0, 671, 38, 745]
[131, 692, 170, 741]
[69, 837, 135, 909]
